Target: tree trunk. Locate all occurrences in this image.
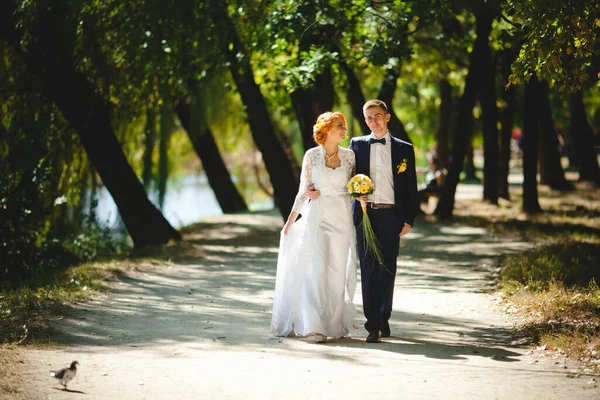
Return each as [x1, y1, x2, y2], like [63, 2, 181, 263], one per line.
[464, 144, 477, 180]
[434, 8, 491, 219]
[158, 103, 173, 209]
[377, 69, 411, 142]
[522, 78, 542, 212]
[88, 166, 99, 221]
[0, 1, 181, 246]
[568, 91, 600, 184]
[208, 1, 298, 218]
[537, 82, 573, 190]
[498, 50, 517, 200]
[435, 79, 452, 170]
[290, 68, 335, 152]
[142, 106, 157, 190]
[338, 59, 370, 136]
[478, 32, 499, 204]
[175, 98, 248, 214]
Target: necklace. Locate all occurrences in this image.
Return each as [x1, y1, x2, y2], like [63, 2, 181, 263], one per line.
[324, 149, 338, 164]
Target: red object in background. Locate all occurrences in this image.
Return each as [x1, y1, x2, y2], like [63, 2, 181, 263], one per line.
[512, 127, 522, 140]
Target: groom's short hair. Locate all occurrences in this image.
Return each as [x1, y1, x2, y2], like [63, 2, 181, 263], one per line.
[363, 99, 388, 114]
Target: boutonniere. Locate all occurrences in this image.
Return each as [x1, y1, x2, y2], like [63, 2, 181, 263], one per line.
[396, 158, 408, 174]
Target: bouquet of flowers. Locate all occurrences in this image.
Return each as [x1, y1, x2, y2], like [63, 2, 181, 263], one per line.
[347, 174, 385, 269]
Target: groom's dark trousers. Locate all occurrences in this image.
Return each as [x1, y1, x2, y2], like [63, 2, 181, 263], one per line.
[356, 207, 400, 333]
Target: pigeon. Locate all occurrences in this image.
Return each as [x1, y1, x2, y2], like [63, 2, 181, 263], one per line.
[49, 361, 79, 390]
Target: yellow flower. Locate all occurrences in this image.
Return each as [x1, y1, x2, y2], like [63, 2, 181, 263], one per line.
[396, 158, 408, 174]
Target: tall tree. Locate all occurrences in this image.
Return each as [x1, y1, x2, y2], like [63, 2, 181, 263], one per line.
[338, 57, 370, 136]
[522, 77, 542, 212]
[478, 17, 500, 205]
[0, 0, 181, 246]
[207, 0, 298, 218]
[568, 91, 600, 185]
[464, 143, 478, 181]
[497, 47, 518, 200]
[142, 105, 157, 190]
[175, 96, 248, 214]
[435, 5, 492, 218]
[537, 82, 573, 190]
[158, 103, 174, 209]
[378, 68, 411, 142]
[289, 23, 336, 152]
[435, 79, 453, 170]
[291, 68, 335, 151]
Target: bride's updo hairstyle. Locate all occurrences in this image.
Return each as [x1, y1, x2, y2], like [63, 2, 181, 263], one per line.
[312, 111, 348, 145]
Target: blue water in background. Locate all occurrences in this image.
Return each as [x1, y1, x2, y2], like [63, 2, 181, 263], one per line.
[93, 173, 274, 233]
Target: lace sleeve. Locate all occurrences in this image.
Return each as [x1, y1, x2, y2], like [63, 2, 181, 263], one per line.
[291, 149, 315, 214]
[339, 147, 356, 177]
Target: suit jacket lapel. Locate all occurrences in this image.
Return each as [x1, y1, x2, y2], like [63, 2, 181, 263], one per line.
[391, 137, 399, 174]
[365, 139, 371, 176]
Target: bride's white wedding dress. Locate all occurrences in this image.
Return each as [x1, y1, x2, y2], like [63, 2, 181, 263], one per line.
[271, 146, 357, 339]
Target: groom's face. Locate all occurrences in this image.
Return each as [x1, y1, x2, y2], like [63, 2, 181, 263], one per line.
[364, 106, 390, 137]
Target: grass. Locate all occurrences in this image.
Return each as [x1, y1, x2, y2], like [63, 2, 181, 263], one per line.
[497, 239, 600, 370]
[0, 262, 123, 345]
[499, 279, 600, 370]
[445, 177, 600, 371]
[0, 235, 201, 346]
[500, 240, 600, 291]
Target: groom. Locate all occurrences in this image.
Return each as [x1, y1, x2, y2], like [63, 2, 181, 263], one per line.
[349, 99, 418, 343]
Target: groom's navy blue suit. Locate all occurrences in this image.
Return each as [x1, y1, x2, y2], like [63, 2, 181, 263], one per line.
[349, 135, 418, 335]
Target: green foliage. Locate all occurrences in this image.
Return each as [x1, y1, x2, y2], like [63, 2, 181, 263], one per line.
[1, 36, 121, 285]
[0, 263, 108, 343]
[505, 0, 600, 92]
[2, 0, 599, 291]
[500, 240, 600, 291]
[60, 219, 120, 264]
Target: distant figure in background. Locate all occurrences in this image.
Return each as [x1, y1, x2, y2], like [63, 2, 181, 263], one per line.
[511, 127, 523, 157]
[417, 150, 446, 211]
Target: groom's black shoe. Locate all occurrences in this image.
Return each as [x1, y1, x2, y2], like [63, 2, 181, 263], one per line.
[366, 330, 381, 343]
[381, 322, 391, 338]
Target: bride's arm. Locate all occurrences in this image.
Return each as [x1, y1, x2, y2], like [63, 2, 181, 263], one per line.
[283, 150, 314, 235]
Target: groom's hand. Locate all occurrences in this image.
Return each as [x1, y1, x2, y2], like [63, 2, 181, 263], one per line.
[306, 184, 321, 200]
[399, 222, 412, 237]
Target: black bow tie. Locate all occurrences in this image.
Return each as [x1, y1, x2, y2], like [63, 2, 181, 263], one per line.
[369, 137, 386, 145]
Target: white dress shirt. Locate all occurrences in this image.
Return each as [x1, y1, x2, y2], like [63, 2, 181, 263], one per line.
[368, 132, 394, 204]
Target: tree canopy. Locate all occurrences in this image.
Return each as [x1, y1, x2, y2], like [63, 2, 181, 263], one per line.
[1, 0, 598, 284]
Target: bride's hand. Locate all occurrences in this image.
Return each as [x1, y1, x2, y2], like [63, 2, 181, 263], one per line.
[282, 221, 292, 235]
[282, 211, 299, 235]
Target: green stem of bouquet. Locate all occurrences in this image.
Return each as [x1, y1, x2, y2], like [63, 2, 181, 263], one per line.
[360, 211, 388, 273]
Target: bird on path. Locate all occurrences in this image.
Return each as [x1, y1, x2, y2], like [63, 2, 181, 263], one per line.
[49, 360, 79, 390]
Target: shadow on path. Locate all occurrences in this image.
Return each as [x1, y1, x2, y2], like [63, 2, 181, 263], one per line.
[53, 211, 533, 362]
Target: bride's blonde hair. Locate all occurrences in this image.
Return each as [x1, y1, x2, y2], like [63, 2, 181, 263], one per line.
[313, 112, 347, 145]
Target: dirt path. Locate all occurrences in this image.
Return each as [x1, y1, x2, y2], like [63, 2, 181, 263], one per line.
[11, 211, 600, 399]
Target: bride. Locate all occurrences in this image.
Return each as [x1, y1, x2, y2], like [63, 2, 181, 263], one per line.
[271, 111, 357, 343]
